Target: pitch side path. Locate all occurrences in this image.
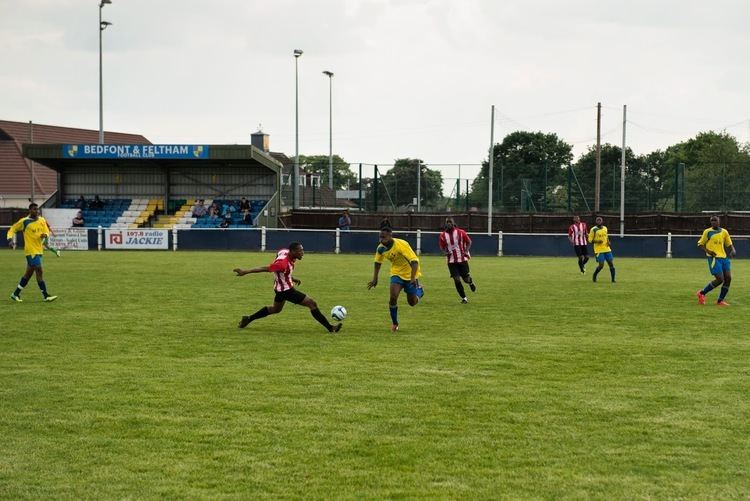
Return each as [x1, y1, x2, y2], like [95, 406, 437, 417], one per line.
[1, 251, 749, 498]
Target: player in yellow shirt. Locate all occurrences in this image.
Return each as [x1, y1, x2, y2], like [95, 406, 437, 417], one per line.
[6, 203, 59, 302]
[588, 216, 616, 283]
[696, 215, 736, 306]
[367, 227, 424, 332]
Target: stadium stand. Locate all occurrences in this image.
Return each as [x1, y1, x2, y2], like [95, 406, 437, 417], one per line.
[58, 197, 267, 228]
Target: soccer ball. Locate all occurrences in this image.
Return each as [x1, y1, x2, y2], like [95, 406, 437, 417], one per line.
[331, 305, 347, 321]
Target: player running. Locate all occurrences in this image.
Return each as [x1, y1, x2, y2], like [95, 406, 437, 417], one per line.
[368, 227, 424, 332]
[234, 242, 342, 332]
[696, 215, 736, 306]
[588, 216, 616, 283]
[438, 217, 476, 303]
[568, 215, 589, 274]
[7, 203, 59, 302]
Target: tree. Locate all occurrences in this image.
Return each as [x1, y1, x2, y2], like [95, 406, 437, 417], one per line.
[470, 131, 573, 211]
[661, 131, 750, 211]
[298, 154, 357, 190]
[572, 144, 640, 212]
[375, 158, 443, 208]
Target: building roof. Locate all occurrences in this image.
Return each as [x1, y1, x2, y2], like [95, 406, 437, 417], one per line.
[0, 119, 150, 196]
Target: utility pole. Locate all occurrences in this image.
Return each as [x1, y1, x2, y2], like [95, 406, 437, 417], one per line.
[29, 121, 35, 204]
[595, 102, 601, 213]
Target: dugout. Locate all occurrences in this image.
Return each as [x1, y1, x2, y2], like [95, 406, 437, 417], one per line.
[21, 143, 282, 227]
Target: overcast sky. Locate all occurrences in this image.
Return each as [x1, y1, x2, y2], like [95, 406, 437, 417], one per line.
[2, 0, 748, 181]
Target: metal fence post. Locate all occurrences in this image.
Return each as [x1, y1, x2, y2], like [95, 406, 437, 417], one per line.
[498, 230, 503, 257]
[261, 226, 266, 252]
[666, 232, 672, 258]
[172, 226, 178, 251]
[97, 226, 102, 250]
[416, 229, 422, 255]
[335, 228, 340, 254]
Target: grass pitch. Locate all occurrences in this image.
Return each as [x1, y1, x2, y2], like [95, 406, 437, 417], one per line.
[1, 250, 750, 499]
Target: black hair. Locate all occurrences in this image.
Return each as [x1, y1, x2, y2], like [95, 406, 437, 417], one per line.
[29, 203, 38, 210]
[288, 242, 302, 251]
[380, 227, 393, 234]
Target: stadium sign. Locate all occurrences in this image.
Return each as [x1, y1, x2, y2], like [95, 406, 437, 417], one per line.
[49, 228, 89, 251]
[105, 229, 169, 250]
[62, 144, 209, 159]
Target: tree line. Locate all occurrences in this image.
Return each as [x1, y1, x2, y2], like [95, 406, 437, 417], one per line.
[298, 130, 750, 212]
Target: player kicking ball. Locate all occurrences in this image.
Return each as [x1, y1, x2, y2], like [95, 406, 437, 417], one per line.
[367, 227, 424, 332]
[7, 203, 59, 303]
[696, 215, 736, 306]
[233, 242, 342, 333]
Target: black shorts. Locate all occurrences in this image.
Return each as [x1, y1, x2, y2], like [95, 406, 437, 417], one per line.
[274, 288, 307, 304]
[448, 261, 471, 278]
[574, 245, 588, 257]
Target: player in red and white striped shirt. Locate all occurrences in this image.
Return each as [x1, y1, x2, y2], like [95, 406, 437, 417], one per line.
[438, 217, 476, 303]
[233, 242, 342, 332]
[568, 215, 589, 274]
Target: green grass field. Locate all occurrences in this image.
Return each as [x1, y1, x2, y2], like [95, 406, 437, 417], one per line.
[1, 250, 749, 499]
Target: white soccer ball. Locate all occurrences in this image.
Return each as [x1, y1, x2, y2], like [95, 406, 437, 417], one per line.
[331, 305, 347, 321]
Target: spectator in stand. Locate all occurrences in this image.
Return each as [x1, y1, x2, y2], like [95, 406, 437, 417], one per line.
[89, 195, 104, 210]
[338, 209, 352, 231]
[74, 195, 87, 209]
[242, 209, 253, 225]
[219, 214, 231, 228]
[221, 202, 236, 217]
[192, 199, 207, 218]
[208, 203, 220, 218]
[239, 197, 250, 212]
[72, 211, 85, 227]
[379, 216, 392, 230]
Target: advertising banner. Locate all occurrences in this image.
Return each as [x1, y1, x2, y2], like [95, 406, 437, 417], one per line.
[49, 228, 89, 251]
[105, 229, 169, 250]
[62, 144, 209, 159]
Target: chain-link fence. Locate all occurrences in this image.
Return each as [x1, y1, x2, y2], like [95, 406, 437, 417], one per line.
[278, 161, 750, 214]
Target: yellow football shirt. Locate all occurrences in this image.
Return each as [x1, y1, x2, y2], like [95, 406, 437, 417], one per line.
[374, 238, 422, 281]
[6, 216, 49, 256]
[588, 225, 611, 254]
[698, 227, 733, 258]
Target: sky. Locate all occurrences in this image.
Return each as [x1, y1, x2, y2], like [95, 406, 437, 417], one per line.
[1, 0, 749, 182]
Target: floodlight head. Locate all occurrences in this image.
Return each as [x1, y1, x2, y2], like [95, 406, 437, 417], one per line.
[100, 0, 112, 6]
[100, 20, 112, 30]
[293, 49, 303, 57]
[323, 70, 334, 77]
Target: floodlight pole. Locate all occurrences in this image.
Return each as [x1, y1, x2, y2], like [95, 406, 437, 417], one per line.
[620, 105, 627, 237]
[98, 0, 112, 144]
[488, 105, 495, 235]
[417, 160, 421, 212]
[294, 49, 303, 209]
[323, 70, 334, 191]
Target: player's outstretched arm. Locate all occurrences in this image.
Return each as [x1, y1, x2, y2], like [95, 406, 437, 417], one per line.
[234, 266, 270, 276]
[729, 244, 737, 257]
[368, 262, 381, 289]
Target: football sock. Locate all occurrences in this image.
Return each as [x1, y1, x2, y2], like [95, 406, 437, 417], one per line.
[43, 238, 60, 254]
[609, 267, 616, 282]
[583, 256, 589, 265]
[310, 308, 333, 330]
[14, 276, 29, 297]
[578, 259, 584, 272]
[719, 286, 730, 301]
[593, 267, 602, 281]
[38, 280, 49, 298]
[389, 306, 398, 325]
[454, 280, 466, 298]
[701, 282, 716, 295]
[248, 306, 271, 322]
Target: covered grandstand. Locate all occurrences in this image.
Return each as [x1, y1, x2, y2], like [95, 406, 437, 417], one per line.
[22, 143, 282, 228]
